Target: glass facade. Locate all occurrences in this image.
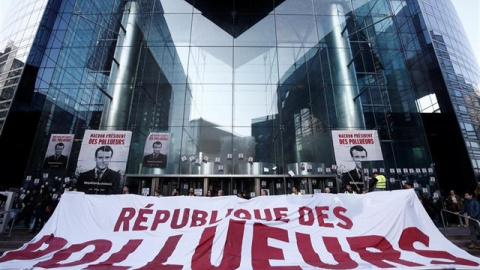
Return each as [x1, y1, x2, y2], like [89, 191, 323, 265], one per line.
[0, 0, 49, 133]
[0, 0, 478, 197]
[420, 0, 480, 175]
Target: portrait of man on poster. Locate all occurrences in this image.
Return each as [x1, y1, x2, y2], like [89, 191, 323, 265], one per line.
[341, 145, 367, 193]
[142, 140, 168, 168]
[43, 143, 68, 169]
[77, 145, 121, 194]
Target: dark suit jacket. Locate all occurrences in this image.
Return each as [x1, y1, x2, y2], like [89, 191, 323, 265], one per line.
[77, 168, 121, 194]
[43, 155, 68, 169]
[142, 153, 167, 168]
[341, 169, 365, 193]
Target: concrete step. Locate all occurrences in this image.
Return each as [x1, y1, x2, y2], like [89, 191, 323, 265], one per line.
[439, 226, 480, 257]
[0, 227, 35, 255]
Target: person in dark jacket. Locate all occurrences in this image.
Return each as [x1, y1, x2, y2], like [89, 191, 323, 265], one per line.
[447, 189, 466, 226]
[11, 189, 36, 228]
[475, 186, 480, 203]
[458, 192, 480, 249]
[30, 188, 50, 233]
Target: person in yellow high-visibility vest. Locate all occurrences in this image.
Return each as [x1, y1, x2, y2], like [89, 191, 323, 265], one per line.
[369, 172, 387, 191]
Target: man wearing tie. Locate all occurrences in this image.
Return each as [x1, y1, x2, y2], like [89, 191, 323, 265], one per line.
[142, 141, 168, 168]
[341, 145, 367, 193]
[43, 143, 68, 169]
[77, 145, 121, 194]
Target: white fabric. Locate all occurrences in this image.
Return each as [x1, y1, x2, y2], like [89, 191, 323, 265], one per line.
[0, 190, 479, 269]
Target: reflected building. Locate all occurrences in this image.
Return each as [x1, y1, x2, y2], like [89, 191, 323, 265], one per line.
[0, 0, 478, 196]
[0, 41, 23, 130]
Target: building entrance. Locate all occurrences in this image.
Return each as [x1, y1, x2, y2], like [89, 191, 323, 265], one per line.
[125, 175, 339, 197]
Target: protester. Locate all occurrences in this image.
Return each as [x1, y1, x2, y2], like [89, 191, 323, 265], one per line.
[475, 186, 480, 203]
[457, 192, 480, 249]
[291, 186, 301, 195]
[421, 194, 437, 221]
[368, 172, 387, 191]
[446, 190, 466, 227]
[344, 184, 357, 194]
[30, 188, 50, 233]
[237, 192, 246, 199]
[13, 189, 36, 228]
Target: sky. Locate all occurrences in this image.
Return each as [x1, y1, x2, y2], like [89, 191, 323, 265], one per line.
[0, 0, 479, 66]
[451, 0, 480, 66]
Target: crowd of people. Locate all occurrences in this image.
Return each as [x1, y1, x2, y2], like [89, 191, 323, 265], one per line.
[445, 187, 480, 249]
[7, 187, 61, 233]
[168, 187, 250, 198]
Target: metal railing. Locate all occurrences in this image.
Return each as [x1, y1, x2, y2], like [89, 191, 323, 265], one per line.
[440, 209, 480, 236]
[0, 209, 20, 237]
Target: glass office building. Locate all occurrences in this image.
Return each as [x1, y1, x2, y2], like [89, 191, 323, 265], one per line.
[0, 0, 478, 196]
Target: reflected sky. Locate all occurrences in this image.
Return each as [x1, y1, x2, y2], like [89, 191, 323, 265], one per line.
[157, 0, 354, 135]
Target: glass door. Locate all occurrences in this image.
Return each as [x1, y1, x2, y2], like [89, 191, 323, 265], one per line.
[232, 178, 255, 198]
[208, 177, 231, 196]
[177, 178, 202, 196]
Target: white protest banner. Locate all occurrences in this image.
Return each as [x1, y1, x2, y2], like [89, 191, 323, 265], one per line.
[0, 190, 479, 269]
